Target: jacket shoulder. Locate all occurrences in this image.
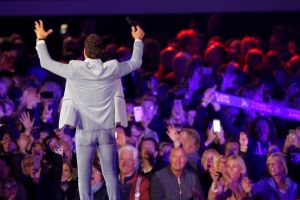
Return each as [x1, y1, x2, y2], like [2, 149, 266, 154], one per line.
[153, 167, 169, 179]
[69, 60, 86, 67]
[104, 59, 119, 67]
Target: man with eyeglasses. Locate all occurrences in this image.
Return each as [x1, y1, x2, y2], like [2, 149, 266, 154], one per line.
[118, 145, 150, 200]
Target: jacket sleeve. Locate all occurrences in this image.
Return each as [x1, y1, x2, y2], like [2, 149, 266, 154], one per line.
[105, 40, 143, 79]
[36, 41, 74, 78]
[251, 179, 267, 195]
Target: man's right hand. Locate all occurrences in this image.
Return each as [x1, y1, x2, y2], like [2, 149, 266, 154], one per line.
[131, 25, 145, 40]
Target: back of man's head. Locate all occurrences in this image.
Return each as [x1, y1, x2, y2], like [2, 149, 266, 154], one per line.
[84, 34, 103, 59]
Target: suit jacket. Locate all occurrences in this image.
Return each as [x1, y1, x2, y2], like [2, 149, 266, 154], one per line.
[59, 79, 128, 128]
[113, 79, 128, 127]
[36, 39, 143, 130]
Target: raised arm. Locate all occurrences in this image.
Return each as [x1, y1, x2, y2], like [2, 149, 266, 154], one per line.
[34, 20, 53, 40]
[34, 20, 74, 78]
[106, 25, 145, 78]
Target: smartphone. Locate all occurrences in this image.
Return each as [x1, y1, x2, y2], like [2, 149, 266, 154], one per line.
[213, 155, 220, 171]
[60, 23, 68, 35]
[133, 106, 143, 122]
[213, 119, 221, 133]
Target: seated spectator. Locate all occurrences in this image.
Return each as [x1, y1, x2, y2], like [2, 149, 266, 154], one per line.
[0, 155, 27, 200]
[59, 159, 78, 200]
[127, 122, 146, 148]
[224, 138, 240, 157]
[201, 148, 220, 197]
[208, 155, 249, 200]
[157, 141, 172, 167]
[245, 116, 279, 181]
[90, 159, 109, 200]
[21, 136, 63, 200]
[1, 132, 18, 155]
[75, 156, 109, 200]
[118, 145, 150, 200]
[138, 138, 161, 180]
[140, 94, 164, 141]
[242, 153, 298, 199]
[167, 126, 202, 174]
[150, 147, 204, 200]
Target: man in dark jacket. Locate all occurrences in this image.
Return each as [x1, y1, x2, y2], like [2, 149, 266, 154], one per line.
[150, 147, 204, 200]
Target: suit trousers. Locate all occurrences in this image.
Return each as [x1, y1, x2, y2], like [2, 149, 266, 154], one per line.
[75, 128, 120, 200]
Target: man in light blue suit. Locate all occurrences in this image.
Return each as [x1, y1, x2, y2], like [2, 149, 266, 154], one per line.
[34, 20, 145, 200]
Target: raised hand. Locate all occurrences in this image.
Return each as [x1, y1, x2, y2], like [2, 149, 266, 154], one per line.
[166, 124, 180, 143]
[205, 128, 217, 147]
[131, 25, 145, 40]
[239, 132, 248, 152]
[221, 72, 237, 92]
[209, 167, 219, 183]
[19, 112, 35, 135]
[30, 167, 42, 183]
[218, 156, 230, 181]
[241, 177, 252, 193]
[203, 85, 217, 102]
[214, 127, 225, 144]
[115, 127, 127, 147]
[34, 20, 53, 40]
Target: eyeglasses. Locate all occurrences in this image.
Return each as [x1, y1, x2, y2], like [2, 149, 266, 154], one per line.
[119, 158, 135, 162]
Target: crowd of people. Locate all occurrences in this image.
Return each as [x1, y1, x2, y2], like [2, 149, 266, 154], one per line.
[0, 15, 300, 199]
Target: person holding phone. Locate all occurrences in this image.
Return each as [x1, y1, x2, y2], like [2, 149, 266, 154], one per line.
[208, 155, 249, 200]
[34, 20, 144, 200]
[203, 119, 226, 150]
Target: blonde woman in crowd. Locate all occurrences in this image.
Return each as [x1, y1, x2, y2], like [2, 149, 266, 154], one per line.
[208, 155, 250, 200]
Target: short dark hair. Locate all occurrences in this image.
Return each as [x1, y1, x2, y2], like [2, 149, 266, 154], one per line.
[84, 34, 104, 59]
[138, 137, 159, 153]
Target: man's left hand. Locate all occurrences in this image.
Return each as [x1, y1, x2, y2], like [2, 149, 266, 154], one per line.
[34, 20, 53, 40]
